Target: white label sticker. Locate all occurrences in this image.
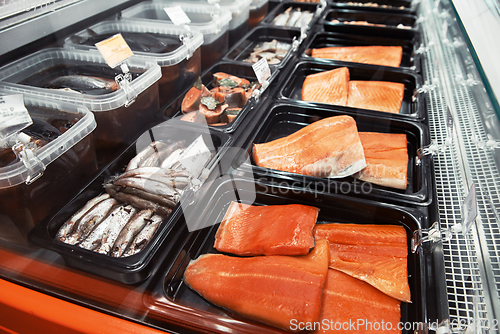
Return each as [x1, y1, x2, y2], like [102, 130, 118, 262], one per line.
[177, 135, 212, 179]
[95, 33, 133, 69]
[252, 57, 271, 84]
[461, 182, 478, 235]
[0, 94, 32, 140]
[164, 6, 191, 25]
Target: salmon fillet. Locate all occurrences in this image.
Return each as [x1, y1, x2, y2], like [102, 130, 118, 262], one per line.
[301, 67, 349, 105]
[314, 223, 411, 303]
[347, 80, 404, 113]
[354, 132, 409, 189]
[313, 269, 401, 334]
[311, 46, 403, 67]
[214, 202, 319, 256]
[253, 115, 366, 178]
[184, 239, 330, 332]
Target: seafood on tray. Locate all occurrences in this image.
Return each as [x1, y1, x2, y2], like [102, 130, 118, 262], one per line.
[310, 45, 403, 67]
[273, 7, 314, 27]
[330, 19, 413, 29]
[214, 202, 319, 256]
[243, 39, 291, 65]
[180, 73, 260, 126]
[55, 136, 214, 257]
[301, 67, 405, 114]
[342, 1, 407, 10]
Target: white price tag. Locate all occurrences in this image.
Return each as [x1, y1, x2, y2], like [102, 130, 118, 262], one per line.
[252, 57, 271, 84]
[164, 6, 191, 25]
[95, 33, 133, 69]
[178, 135, 212, 179]
[0, 94, 32, 140]
[461, 182, 478, 235]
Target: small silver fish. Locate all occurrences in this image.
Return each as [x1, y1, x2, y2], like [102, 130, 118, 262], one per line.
[273, 6, 292, 26]
[56, 193, 110, 241]
[123, 215, 164, 257]
[110, 209, 154, 257]
[112, 177, 181, 201]
[79, 204, 126, 251]
[105, 185, 173, 217]
[64, 198, 118, 245]
[138, 142, 169, 168]
[126, 142, 165, 171]
[286, 8, 302, 27]
[160, 148, 184, 169]
[95, 205, 138, 255]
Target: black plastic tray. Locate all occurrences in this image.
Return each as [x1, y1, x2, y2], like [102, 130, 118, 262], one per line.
[323, 8, 419, 40]
[328, 0, 416, 14]
[28, 121, 232, 284]
[303, 31, 420, 72]
[145, 177, 429, 333]
[233, 102, 433, 205]
[261, 2, 323, 28]
[224, 26, 301, 69]
[279, 59, 425, 120]
[167, 61, 276, 134]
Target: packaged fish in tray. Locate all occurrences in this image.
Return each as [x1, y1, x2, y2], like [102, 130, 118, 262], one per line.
[28, 121, 232, 284]
[143, 176, 441, 333]
[0, 48, 162, 166]
[224, 26, 301, 68]
[261, 2, 325, 29]
[279, 59, 425, 120]
[64, 19, 203, 107]
[322, 8, 419, 40]
[169, 62, 275, 133]
[233, 101, 432, 205]
[0, 91, 97, 244]
[329, 0, 416, 14]
[121, 1, 232, 72]
[249, 0, 269, 29]
[303, 31, 421, 72]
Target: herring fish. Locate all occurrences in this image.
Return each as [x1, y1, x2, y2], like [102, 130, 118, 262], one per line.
[95, 205, 137, 255]
[123, 214, 164, 257]
[110, 209, 154, 257]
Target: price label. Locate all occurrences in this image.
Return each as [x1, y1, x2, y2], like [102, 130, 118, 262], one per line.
[461, 182, 478, 235]
[164, 6, 191, 25]
[0, 94, 32, 140]
[95, 33, 133, 69]
[252, 57, 271, 84]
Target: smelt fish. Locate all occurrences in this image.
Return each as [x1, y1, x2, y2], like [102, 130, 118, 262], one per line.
[96, 205, 138, 255]
[115, 166, 163, 180]
[112, 177, 181, 201]
[273, 6, 292, 26]
[56, 193, 110, 241]
[123, 215, 164, 257]
[138, 142, 169, 168]
[110, 209, 154, 257]
[65, 198, 118, 245]
[79, 204, 126, 251]
[126, 141, 166, 171]
[105, 186, 173, 217]
[160, 148, 184, 169]
[108, 183, 178, 209]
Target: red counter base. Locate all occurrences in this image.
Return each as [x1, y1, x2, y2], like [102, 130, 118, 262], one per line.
[0, 279, 166, 334]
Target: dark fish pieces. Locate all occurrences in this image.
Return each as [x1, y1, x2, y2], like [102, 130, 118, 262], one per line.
[47, 75, 119, 95]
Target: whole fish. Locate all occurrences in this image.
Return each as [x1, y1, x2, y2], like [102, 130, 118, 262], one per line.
[294, 11, 313, 27]
[112, 176, 181, 201]
[48, 75, 119, 94]
[105, 185, 173, 217]
[126, 142, 166, 171]
[138, 142, 169, 168]
[273, 6, 292, 26]
[56, 193, 110, 242]
[79, 204, 127, 251]
[116, 166, 163, 180]
[160, 148, 184, 169]
[64, 198, 118, 245]
[157, 140, 186, 166]
[115, 167, 191, 184]
[123, 214, 164, 257]
[110, 209, 154, 257]
[286, 8, 302, 27]
[95, 205, 137, 255]
[112, 184, 178, 208]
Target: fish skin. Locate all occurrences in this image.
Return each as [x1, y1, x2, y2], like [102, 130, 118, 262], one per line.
[105, 185, 172, 217]
[286, 9, 302, 27]
[138, 142, 169, 168]
[184, 239, 330, 332]
[123, 214, 163, 257]
[126, 142, 165, 171]
[113, 184, 178, 209]
[273, 6, 292, 26]
[112, 176, 180, 200]
[160, 148, 184, 169]
[95, 205, 137, 255]
[115, 167, 191, 189]
[64, 198, 118, 245]
[110, 209, 154, 257]
[156, 140, 186, 166]
[48, 75, 118, 94]
[79, 204, 126, 251]
[56, 193, 110, 241]
[253, 115, 367, 178]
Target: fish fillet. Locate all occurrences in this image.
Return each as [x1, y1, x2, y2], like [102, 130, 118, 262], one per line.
[214, 202, 319, 256]
[313, 269, 401, 334]
[311, 46, 403, 67]
[253, 115, 367, 178]
[184, 239, 330, 332]
[314, 223, 411, 303]
[301, 67, 349, 106]
[347, 80, 404, 113]
[354, 132, 409, 189]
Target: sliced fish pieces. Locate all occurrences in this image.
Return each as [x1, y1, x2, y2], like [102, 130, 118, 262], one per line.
[253, 115, 366, 178]
[110, 209, 154, 257]
[314, 269, 401, 334]
[311, 46, 403, 67]
[184, 239, 330, 331]
[314, 223, 411, 303]
[214, 202, 319, 256]
[123, 214, 163, 257]
[301, 67, 349, 106]
[354, 132, 409, 189]
[347, 80, 404, 114]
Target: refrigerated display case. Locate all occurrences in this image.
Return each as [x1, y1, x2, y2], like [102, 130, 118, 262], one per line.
[0, 0, 499, 333]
